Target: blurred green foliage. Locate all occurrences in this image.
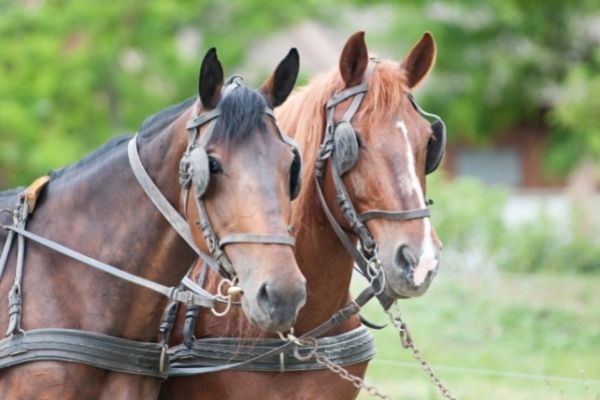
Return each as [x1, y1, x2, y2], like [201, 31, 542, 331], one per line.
[359, 272, 600, 399]
[374, 0, 599, 173]
[428, 175, 600, 274]
[0, 0, 327, 187]
[1, 0, 599, 188]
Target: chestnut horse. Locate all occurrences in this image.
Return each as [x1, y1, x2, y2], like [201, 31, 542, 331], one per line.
[160, 32, 442, 399]
[0, 48, 306, 399]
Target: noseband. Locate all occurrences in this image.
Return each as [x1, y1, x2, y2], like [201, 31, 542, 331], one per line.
[315, 60, 433, 308]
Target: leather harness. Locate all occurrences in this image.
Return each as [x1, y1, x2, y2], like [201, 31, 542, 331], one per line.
[0, 63, 437, 378]
[164, 60, 437, 375]
[0, 79, 303, 378]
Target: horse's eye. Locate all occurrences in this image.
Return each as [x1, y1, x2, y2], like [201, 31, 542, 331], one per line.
[208, 158, 223, 174]
[355, 132, 363, 148]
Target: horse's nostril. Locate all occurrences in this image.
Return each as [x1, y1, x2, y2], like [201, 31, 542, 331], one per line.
[257, 283, 273, 317]
[394, 244, 418, 271]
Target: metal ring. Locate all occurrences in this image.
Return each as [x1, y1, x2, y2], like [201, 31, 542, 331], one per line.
[0, 209, 14, 218]
[366, 258, 381, 281]
[373, 268, 386, 296]
[293, 337, 318, 362]
[210, 294, 232, 317]
[277, 327, 294, 342]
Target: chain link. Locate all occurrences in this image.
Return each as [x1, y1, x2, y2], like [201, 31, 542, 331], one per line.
[314, 353, 393, 399]
[387, 305, 457, 400]
[282, 330, 394, 400]
[280, 305, 457, 399]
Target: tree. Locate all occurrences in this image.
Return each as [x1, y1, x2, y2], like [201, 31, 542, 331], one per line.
[373, 0, 599, 173]
[0, 0, 320, 188]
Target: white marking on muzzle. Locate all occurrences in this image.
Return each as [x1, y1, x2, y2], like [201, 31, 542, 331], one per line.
[397, 121, 438, 286]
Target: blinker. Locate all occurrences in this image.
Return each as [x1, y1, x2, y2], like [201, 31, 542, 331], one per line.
[407, 93, 446, 175]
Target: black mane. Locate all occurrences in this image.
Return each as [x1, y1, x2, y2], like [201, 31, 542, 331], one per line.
[212, 86, 268, 144]
[138, 97, 196, 140]
[49, 135, 131, 180]
[0, 187, 23, 200]
[137, 87, 268, 146]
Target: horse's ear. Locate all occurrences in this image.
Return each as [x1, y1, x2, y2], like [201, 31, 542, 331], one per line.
[198, 48, 224, 109]
[400, 32, 436, 89]
[260, 48, 300, 108]
[339, 31, 369, 87]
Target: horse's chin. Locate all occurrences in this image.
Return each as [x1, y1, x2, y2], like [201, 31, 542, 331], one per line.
[382, 264, 436, 299]
[240, 296, 297, 333]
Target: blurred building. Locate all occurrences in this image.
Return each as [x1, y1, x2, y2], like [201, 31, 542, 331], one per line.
[445, 122, 561, 189]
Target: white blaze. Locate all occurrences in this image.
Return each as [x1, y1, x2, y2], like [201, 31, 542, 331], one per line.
[396, 121, 438, 285]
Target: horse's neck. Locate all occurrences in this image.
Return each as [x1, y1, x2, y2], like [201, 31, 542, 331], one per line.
[285, 83, 358, 334]
[17, 115, 195, 341]
[291, 195, 358, 334]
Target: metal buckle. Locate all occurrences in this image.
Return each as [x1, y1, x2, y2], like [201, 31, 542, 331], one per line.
[159, 344, 168, 374]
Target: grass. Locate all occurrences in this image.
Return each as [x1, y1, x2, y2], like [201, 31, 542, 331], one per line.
[353, 271, 600, 400]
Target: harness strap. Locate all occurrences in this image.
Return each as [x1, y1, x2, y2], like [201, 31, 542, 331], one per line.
[169, 326, 375, 373]
[0, 230, 15, 282]
[24, 176, 50, 214]
[326, 84, 368, 108]
[0, 328, 168, 378]
[186, 109, 221, 132]
[360, 208, 431, 222]
[168, 286, 376, 376]
[182, 263, 209, 348]
[194, 199, 234, 278]
[1, 225, 215, 309]
[314, 177, 394, 309]
[181, 276, 214, 299]
[158, 299, 180, 345]
[127, 137, 222, 276]
[6, 195, 29, 337]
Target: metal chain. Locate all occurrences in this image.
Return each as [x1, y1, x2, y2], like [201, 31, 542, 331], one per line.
[387, 305, 457, 400]
[282, 331, 393, 400]
[314, 353, 393, 400]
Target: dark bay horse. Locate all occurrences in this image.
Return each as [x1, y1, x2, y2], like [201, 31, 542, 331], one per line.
[160, 32, 442, 399]
[0, 48, 306, 399]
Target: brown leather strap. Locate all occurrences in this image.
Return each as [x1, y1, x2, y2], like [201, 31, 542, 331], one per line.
[0, 328, 168, 378]
[360, 208, 431, 222]
[218, 234, 295, 248]
[24, 176, 50, 214]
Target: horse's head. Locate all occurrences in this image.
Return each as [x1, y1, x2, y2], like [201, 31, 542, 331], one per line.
[184, 49, 306, 332]
[325, 32, 443, 299]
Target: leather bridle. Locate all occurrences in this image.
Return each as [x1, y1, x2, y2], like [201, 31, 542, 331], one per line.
[315, 59, 433, 309]
[135, 76, 298, 282]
